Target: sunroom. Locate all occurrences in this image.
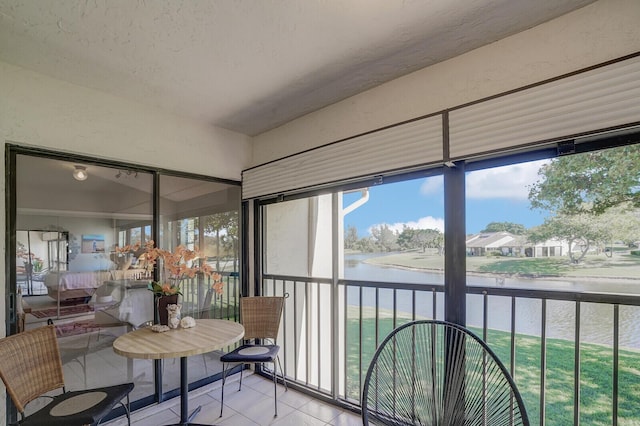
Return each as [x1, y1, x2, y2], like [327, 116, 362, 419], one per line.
[2, 1, 640, 425]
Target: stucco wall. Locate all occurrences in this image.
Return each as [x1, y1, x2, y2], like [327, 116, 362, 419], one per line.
[251, 0, 640, 164]
[0, 61, 252, 179]
[0, 61, 251, 328]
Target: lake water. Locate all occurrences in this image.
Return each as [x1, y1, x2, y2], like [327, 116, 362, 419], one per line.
[344, 254, 640, 350]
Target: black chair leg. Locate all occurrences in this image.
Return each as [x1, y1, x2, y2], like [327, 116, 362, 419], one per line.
[114, 393, 132, 426]
[277, 355, 287, 392]
[268, 357, 289, 417]
[97, 394, 131, 426]
[125, 393, 131, 426]
[220, 363, 228, 418]
[273, 362, 278, 417]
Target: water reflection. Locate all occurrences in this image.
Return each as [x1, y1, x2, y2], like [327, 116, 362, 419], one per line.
[344, 254, 640, 349]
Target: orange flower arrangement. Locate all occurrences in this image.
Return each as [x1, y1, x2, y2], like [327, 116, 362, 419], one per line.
[117, 241, 223, 297]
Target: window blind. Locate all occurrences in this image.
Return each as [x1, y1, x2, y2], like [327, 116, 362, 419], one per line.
[449, 55, 640, 159]
[243, 115, 443, 200]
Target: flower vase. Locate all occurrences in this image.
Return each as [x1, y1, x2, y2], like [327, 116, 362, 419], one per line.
[156, 294, 179, 325]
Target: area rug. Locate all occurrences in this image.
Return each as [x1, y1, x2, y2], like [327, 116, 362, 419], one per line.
[30, 304, 94, 319]
[55, 320, 101, 338]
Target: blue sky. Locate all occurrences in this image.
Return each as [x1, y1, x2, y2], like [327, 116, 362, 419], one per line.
[343, 159, 550, 237]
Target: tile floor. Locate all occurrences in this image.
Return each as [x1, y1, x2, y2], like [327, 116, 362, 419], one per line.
[22, 295, 362, 425]
[105, 372, 362, 426]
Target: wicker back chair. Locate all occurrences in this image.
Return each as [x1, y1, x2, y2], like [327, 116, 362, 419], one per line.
[240, 295, 285, 340]
[219, 295, 288, 418]
[0, 325, 133, 425]
[362, 320, 530, 426]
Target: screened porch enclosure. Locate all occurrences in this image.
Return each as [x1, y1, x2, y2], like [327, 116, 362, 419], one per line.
[258, 174, 640, 425]
[247, 54, 640, 425]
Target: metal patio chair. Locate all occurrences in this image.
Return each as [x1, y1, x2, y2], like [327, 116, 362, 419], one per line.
[219, 295, 288, 417]
[362, 320, 529, 426]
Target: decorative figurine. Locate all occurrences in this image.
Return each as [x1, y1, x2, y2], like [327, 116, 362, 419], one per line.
[167, 304, 181, 329]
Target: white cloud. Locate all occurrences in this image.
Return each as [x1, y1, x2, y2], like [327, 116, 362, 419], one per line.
[420, 175, 443, 195]
[466, 159, 549, 200]
[368, 216, 445, 235]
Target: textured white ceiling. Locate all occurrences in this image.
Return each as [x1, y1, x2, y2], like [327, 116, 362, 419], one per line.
[0, 0, 596, 136]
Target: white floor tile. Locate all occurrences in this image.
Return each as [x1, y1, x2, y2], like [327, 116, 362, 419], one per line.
[131, 407, 180, 426]
[216, 412, 261, 426]
[330, 410, 362, 426]
[237, 393, 297, 425]
[104, 372, 358, 426]
[277, 388, 314, 409]
[271, 410, 329, 426]
[298, 398, 344, 423]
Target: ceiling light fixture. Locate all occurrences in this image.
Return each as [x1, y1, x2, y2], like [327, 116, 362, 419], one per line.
[73, 165, 88, 181]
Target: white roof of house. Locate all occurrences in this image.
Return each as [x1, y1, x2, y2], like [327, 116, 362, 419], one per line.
[466, 232, 516, 249]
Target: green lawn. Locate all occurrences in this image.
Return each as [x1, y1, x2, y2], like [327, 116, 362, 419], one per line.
[363, 251, 640, 280]
[346, 317, 640, 425]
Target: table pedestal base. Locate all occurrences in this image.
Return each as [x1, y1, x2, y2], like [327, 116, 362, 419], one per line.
[167, 357, 215, 426]
[112, 319, 244, 426]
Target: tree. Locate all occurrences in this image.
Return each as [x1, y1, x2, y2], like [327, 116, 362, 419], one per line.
[412, 229, 444, 254]
[344, 226, 359, 250]
[203, 211, 238, 271]
[527, 213, 610, 264]
[370, 224, 398, 252]
[528, 144, 640, 215]
[356, 236, 377, 253]
[481, 222, 526, 235]
[594, 203, 640, 248]
[397, 226, 417, 250]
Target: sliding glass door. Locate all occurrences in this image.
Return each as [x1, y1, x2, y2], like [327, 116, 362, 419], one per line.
[7, 147, 241, 422]
[158, 174, 241, 390]
[13, 153, 155, 412]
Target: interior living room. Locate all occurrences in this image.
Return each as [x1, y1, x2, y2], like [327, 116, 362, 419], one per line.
[2, 0, 640, 425]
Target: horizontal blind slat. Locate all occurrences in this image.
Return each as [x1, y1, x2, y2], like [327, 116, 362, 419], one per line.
[243, 116, 443, 199]
[450, 56, 640, 158]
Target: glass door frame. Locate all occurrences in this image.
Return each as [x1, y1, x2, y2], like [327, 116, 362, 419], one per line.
[4, 143, 242, 422]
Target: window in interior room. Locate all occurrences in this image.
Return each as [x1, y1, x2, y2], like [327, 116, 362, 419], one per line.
[118, 224, 152, 247]
[157, 174, 241, 389]
[16, 230, 68, 296]
[129, 226, 142, 245]
[464, 143, 640, 425]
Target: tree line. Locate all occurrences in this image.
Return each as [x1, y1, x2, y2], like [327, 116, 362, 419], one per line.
[345, 224, 444, 254]
[345, 143, 640, 263]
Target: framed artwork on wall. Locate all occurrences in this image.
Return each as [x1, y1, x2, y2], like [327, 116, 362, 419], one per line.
[81, 234, 105, 253]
